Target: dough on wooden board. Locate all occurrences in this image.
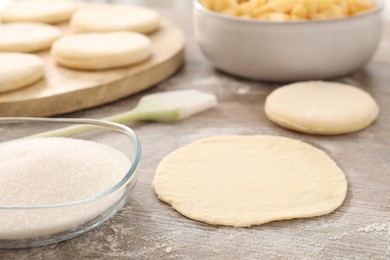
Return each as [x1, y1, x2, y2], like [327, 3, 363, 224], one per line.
[0, 23, 61, 53]
[265, 81, 379, 135]
[0, 53, 44, 93]
[51, 32, 152, 70]
[71, 4, 160, 34]
[153, 135, 348, 227]
[1, 0, 78, 24]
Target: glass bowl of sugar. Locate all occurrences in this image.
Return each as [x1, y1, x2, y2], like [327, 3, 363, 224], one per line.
[0, 117, 141, 248]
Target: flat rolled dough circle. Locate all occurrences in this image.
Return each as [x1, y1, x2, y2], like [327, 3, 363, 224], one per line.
[153, 135, 348, 227]
[0, 23, 61, 52]
[70, 4, 160, 34]
[265, 81, 379, 135]
[51, 32, 152, 70]
[1, 0, 78, 24]
[0, 53, 44, 93]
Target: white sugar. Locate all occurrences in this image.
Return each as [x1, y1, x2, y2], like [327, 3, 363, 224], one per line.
[0, 137, 132, 240]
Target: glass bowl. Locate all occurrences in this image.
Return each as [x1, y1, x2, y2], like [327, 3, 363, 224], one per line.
[0, 117, 141, 248]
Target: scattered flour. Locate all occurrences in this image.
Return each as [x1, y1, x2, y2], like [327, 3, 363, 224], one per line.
[358, 223, 390, 235]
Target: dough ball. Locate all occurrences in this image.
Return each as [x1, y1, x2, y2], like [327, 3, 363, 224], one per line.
[0, 52, 44, 93]
[51, 32, 152, 70]
[71, 4, 160, 34]
[153, 135, 348, 227]
[0, 23, 61, 53]
[265, 81, 379, 135]
[1, 0, 78, 24]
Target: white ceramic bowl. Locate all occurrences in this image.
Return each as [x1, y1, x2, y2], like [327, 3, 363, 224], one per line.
[194, 0, 384, 82]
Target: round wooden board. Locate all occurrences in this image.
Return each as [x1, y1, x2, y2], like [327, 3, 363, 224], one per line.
[0, 18, 185, 117]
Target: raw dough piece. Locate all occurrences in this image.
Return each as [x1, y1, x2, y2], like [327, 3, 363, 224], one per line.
[265, 81, 379, 135]
[0, 23, 61, 52]
[0, 53, 44, 93]
[51, 32, 152, 70]
[71, 4, 160, 34]
[1, 0, 78, 24]
[153, 135, 348, 227]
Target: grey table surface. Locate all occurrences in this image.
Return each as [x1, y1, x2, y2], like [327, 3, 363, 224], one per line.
[1, 2, 390, 260]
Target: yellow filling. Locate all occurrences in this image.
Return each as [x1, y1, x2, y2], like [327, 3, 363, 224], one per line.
[200, 0, 376, 21]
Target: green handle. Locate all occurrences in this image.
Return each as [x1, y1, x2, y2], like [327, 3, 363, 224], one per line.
[33, 110, 142, 138]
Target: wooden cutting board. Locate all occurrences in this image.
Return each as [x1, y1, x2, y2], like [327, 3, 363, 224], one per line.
[0, 18, 185, 117]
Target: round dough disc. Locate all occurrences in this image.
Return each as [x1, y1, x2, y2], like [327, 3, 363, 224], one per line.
[71, 4, 160, 34]
[1, 0, 78, 24]
[0, 23, 61, 53]
[153, 135, 348, 227]
[265, 81, 379, 135]
[0, 53, 44, 93]
[51, 32, 152, 70]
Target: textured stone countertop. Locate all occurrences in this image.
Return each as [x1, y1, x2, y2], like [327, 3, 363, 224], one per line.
[1, 3, 390, 259]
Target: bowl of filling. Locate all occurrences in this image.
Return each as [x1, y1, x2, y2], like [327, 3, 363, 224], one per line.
[194, 0, 384, 82]
[0, 117, 141, 248]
